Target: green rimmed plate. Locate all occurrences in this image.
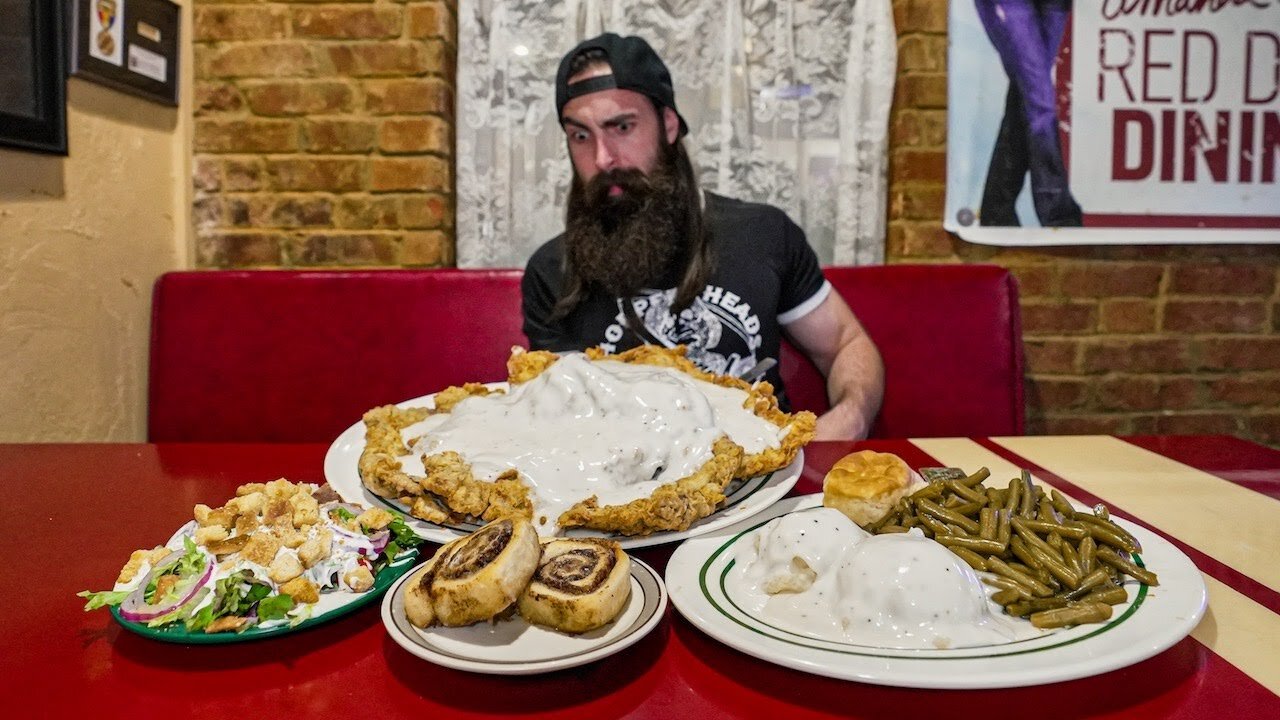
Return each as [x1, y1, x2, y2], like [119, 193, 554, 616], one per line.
[664, 494, 1207, 689]
[382, 555, 668, 674]
[109, 547, 421, 644]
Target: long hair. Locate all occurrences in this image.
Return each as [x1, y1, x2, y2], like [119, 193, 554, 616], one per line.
[551, 134, 713, 327]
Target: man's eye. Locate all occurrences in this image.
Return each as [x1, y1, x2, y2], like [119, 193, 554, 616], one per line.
[616, 121, 633, 133]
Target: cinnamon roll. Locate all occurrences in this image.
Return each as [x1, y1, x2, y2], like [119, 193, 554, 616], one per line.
[517, 538, 631, 633]
[403, 516, 541, 628]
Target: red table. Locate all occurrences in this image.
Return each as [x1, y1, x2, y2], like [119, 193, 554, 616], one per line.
[3, 436, 1278, 719]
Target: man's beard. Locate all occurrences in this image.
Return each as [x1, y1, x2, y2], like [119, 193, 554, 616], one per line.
[563, 148, 690, 299]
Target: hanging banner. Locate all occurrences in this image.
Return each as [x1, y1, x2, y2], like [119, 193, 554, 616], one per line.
[945, 0, 1280, 245]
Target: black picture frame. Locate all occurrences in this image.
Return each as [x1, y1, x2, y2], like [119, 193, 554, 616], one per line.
[70, 0, 180, 107]
[0, 0, 68, 155]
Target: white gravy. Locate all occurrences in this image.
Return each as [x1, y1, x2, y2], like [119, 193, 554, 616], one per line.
[730, 508, 1042, 649]
[399, 354, 784, 532]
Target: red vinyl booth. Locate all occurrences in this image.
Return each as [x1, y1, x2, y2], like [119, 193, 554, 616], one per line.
[148, 265, 1023, 442]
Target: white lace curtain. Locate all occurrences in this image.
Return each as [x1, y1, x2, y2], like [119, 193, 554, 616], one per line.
[455, 0, 897, 268]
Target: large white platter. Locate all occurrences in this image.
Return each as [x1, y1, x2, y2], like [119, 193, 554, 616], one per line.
[665, 494, 1208, 689]
[324, 388, 802, 550]
[381, 556, 667, 675]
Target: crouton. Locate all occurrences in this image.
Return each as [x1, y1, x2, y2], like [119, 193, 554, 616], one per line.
[289, 491, 320, 528]
[235, 483, 266, 497]
[297, 530, 332, 569]
[263, 497, 292, 528]
[194, 504, 235, 529]
[153, 574, 179, 602]
[357, 507, 395, 532]
[234, 513, 260, 537]
[194, 525, 229, 546]
[279, 576, 319, 604]
[269, 553, 304, 584]
[206, 534, 250, 557]
[116, 547, 165, 585]
[279, 527, 306, 549]
[205, 616, 249, 634]
[343, 566, 374, 593]
[240, 532, 282, 566]
[227, 491, 265, 518]
[264, 478, 298, 501]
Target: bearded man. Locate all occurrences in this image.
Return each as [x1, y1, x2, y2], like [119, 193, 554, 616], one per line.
[522, 33, 884, 440]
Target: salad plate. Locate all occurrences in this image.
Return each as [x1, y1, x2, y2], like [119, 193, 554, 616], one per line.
[324, 387, 802, 550]
[665, 494, 1208, 689]
[381, 555, 667, 674]
[109, 546, 420, 644]
[82, 482, 426, 644]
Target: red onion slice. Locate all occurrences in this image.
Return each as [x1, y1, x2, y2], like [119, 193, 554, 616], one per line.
[367, 530, 390, 555]
[119, 550, 214, 623]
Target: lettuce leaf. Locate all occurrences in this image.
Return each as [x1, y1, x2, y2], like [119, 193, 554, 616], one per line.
[77, 589, 132, 611]
[257, 594, 295, 621]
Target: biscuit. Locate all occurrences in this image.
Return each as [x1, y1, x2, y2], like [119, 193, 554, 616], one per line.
[822, 450, 925, 527]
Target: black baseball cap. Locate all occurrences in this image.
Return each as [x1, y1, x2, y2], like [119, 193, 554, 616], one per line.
[555, 32, 689, 139]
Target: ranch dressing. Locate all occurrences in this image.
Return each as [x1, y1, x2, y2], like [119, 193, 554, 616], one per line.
[402, 354, 784, 532]
[730, 509, 1040, 649]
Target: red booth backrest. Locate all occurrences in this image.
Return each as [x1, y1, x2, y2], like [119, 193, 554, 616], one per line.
[149, 265, 1023, 442]
[149, 270, 527, 443]
[782, 265, 1024, 438]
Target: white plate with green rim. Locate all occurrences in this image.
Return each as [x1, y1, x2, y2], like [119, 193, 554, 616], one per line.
[381, 555, 667, 674]
[664, 494, 1207, 689]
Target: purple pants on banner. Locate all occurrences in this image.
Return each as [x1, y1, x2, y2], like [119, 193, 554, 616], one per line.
[975, 0, 1083, 227]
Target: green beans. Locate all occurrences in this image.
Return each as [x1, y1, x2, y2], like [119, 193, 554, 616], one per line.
[1083, 585, 1129, 606]
[1097, 547, 1160, 586]
[987, 556, 1054, 598]
[1030, 602, 1112, 629]
[1071, 512, 1143, 554]
[868, 464, 1159, 631]
[947, 479, 987, 505]
[979, 507, 996, 541]
[917, 498, 981, 535]
[1022, 518, 1089, 540]
[949, 545, 990, 571]
[936, 535, 1007, 555]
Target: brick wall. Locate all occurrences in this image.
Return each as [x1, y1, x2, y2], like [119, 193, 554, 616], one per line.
[189, 1, 1280, 447]
[888, 0, 1280, 447]
[192, 0, 456, 267]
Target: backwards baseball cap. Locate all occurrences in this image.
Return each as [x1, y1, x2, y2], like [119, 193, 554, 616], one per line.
[555, 32, 689, 139]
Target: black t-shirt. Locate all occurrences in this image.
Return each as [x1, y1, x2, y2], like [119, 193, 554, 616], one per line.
[521, 192, 829, 408]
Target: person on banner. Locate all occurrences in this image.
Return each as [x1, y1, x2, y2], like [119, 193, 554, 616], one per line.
[975, 0, 1083, 227]
[521, 32, 884, 440]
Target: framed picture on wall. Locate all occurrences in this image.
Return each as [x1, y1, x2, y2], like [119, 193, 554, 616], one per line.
[70, 0, 180, 107]
[0, 0, 68, 155]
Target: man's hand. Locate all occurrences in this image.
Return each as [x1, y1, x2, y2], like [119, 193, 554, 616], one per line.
[783, 290, 884, 441]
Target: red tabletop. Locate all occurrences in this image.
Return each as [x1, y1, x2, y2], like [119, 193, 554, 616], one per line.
[3, 437, 1277, 719]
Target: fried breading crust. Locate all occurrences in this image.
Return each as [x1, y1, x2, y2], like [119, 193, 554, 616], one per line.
[507, 348, 560, 384]
[418, 452, 533, 523]
[433, 382, 500, 412]
[358, 388, 530, 523]
[557, 437, 745, 535]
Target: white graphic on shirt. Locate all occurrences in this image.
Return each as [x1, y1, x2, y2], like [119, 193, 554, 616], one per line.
[598, 286, 762, 377]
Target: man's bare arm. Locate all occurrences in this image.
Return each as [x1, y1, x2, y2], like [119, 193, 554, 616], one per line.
[783, 291, 884, 440]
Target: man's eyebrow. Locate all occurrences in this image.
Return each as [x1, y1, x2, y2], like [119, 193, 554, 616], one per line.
[561, 112, 639, 131]
[600, 112, 639, 128]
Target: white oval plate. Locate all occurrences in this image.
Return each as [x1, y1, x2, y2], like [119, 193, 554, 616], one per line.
[381, 556, 667, 674]
[323, 388, 802, 549]
[665, 494, 1208, 689]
